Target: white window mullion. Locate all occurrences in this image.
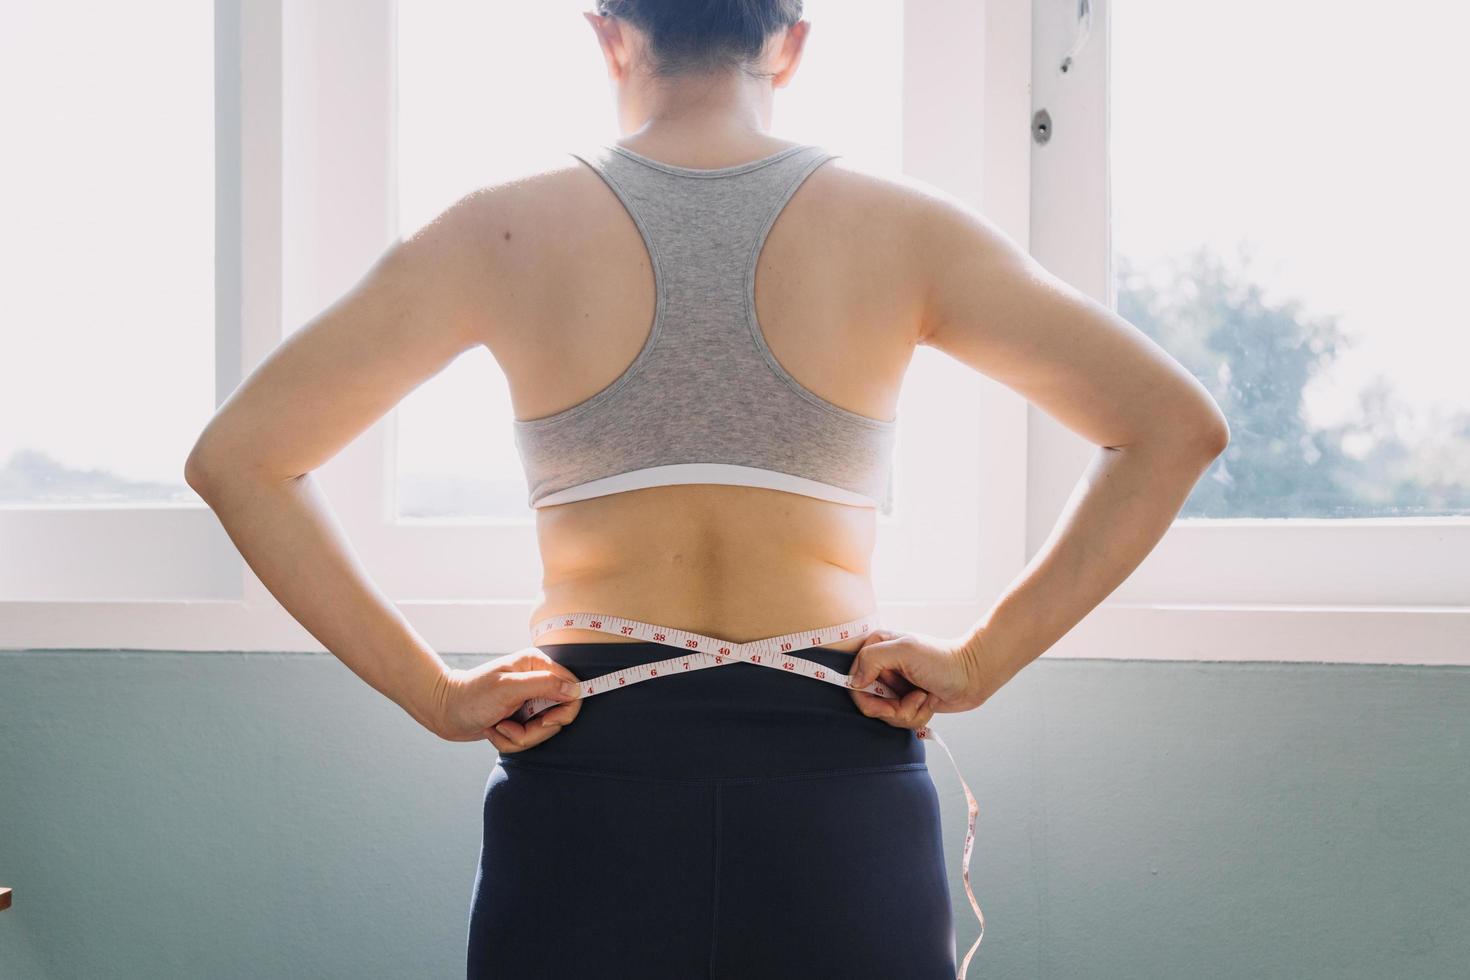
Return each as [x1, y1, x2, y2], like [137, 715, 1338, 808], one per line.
[279, 0, 396, 545]
[235, 0, 285, 616]
[884, 0, 1034, 640]
[1028, 0, 1112, 566]
[279, 0, 543, 612]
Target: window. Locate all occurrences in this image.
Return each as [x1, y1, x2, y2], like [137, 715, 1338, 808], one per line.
[1, 1, 214, 507]
[1029, 0, 1468, 660]
[0, 0, 234, 611]
[8, 0, 1456, 662]
[1112, 0, 1470, 520]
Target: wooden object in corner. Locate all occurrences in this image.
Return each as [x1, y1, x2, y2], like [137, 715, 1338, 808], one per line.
[0, 886, 11, 911]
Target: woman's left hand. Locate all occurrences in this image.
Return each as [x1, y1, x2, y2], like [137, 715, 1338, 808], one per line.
[437, 649, 584, 751]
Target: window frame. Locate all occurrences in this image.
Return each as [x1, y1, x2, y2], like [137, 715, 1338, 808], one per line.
[3, 0, 1462, 664]
[0, 0, 248, 609]
[1, 0, 1012, 654]
[1027, 0, 1469, 663]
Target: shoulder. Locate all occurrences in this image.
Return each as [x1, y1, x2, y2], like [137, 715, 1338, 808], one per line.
[820, 158, 1045, 350]
[386, 152, 600, 342]
[401, 150, 590, 256]
[799, 156, 1017, 328]
[802, 153, 930, 224]
[803, 155, 1008, 271]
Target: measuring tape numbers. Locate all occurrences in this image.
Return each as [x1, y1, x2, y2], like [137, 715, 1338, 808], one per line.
[511, 611, 985, 980]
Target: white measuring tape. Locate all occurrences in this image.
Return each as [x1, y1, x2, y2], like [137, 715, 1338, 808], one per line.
[513, 610, 985, 980]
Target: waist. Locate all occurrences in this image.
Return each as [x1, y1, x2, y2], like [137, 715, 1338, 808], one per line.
[505, 640, 923, 780]
[528, 578, 881, 654]
[531, 487, 879, 605]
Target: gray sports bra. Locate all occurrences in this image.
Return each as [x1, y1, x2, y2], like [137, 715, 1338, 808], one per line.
[512, 140, 898, 511]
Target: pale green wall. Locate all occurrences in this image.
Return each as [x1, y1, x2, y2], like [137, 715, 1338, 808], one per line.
[1, 651, 1466, 979]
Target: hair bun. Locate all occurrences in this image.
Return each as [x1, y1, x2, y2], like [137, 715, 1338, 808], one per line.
[595, 0, 805, 78]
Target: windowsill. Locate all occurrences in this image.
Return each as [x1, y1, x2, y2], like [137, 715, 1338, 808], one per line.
[1, 597, 1465, 665]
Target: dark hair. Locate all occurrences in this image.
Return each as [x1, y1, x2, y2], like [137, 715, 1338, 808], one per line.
[595, 0, 805, 79]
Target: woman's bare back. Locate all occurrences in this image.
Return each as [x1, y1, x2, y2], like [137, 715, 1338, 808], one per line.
[476, 149, 930, 650]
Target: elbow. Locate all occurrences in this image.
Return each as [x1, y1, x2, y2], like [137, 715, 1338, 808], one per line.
[184, 433, 246, 500]
[183, 442, 222, 499]
[1122, 408, 1229, 460]
[185, 439, 304, 498]
[1189, 410, 1231, 459]
[1115, 407, 1230, 458]
[1169, 384, 1231, 458]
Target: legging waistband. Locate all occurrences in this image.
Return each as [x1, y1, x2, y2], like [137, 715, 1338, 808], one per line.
[506, 640, 925, 780]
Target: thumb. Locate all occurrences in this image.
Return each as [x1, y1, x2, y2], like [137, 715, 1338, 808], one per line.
[495, 669, 581, 705]
[848, 640, 895, 690]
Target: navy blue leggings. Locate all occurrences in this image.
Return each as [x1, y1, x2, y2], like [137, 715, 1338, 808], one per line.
[466, 640, 957, 979]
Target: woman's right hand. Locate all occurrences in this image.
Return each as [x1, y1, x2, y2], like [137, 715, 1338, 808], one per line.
[846, 626, 992, 731]
[438, 648, 584, 753]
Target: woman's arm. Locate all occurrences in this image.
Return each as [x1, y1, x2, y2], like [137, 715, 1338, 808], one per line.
[184, 189, 506, 737]
[913, 187, 1230, 706]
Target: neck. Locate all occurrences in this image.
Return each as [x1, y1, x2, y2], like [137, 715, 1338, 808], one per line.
[616, 69, 775, 148]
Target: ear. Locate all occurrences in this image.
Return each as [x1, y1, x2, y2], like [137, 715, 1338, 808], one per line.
[583, 10, 628, 83]
[770, 19, 811, 89]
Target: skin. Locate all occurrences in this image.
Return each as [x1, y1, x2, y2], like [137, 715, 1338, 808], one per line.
[185, 11, 1229, 754]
